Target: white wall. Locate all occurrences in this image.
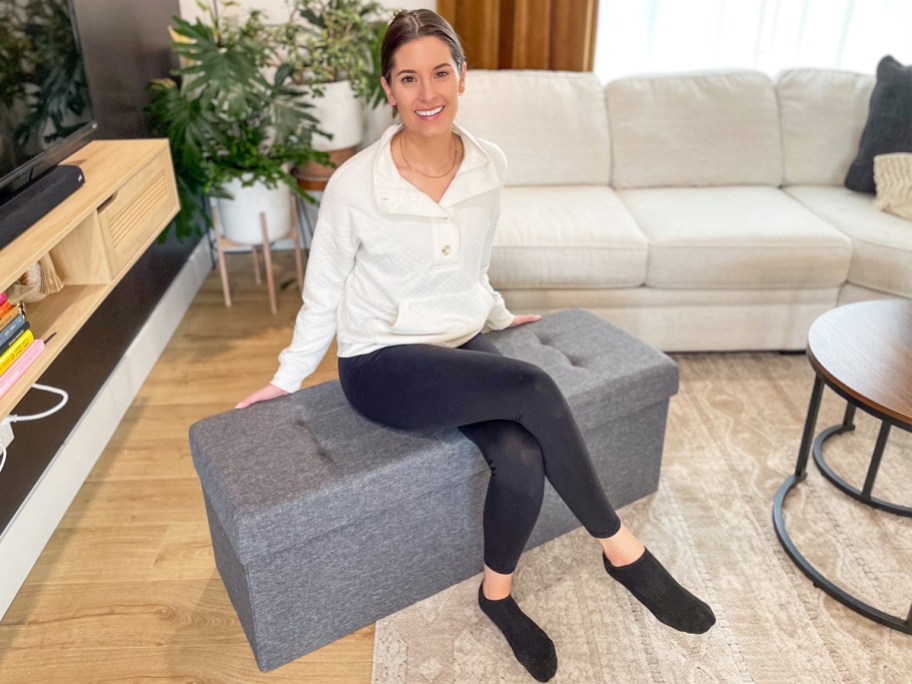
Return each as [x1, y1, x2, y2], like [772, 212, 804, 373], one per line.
[178, 0, 435, 23]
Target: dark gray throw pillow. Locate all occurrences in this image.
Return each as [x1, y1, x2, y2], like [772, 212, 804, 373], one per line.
[845, 55, 912, 193]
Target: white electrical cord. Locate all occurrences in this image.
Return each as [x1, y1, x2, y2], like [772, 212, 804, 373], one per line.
[0, 383, 69, 475]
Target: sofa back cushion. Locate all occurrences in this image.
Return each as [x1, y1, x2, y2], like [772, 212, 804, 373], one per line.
[607, 71, 782, 188]
[777, 68, 875, 186]
[456, 70, 611, 186]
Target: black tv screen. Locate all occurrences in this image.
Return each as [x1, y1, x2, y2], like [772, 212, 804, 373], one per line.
[0, 0, 96, 197]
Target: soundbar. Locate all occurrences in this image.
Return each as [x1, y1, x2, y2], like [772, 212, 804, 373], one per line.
[0, 165, 86, 251]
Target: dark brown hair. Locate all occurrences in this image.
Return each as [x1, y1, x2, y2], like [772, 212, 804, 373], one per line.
[380, 9, 466, 84]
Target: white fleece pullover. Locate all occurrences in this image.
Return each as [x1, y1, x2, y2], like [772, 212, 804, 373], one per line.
[271, 123, 515, 393]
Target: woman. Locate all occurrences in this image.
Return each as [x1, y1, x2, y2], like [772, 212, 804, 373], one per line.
[238, 9, 714, 681]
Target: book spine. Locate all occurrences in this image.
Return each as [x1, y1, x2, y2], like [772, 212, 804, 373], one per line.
[0, 329, 34, 375]
[0, 306, 20, 333]
[0, 299, 12, 318]
[0, 339, 45, 398]
[0, 313, 26, 347]
[0, 321, 29, 355]
[0, 291, 7, 307]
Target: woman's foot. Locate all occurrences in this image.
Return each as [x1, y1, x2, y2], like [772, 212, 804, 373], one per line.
[603, 548, 716, 634]
[598, 523, 645, 567]
[478, 581, 558, 682]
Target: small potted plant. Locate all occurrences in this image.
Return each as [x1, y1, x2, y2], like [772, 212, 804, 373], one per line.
[147, 0, 326, 243]
[276, 0, 391, 184]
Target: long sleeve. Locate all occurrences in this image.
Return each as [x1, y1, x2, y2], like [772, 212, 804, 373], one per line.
[271, 186, 358, 392]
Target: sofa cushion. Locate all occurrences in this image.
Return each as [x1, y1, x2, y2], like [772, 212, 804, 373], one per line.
[785, 185, 912, 297]
[777, 68, 875, 186]
[617, 186, 852, 288]
[456, 70, 611, 186]
[845, 56, 912, 193]
[607, 71, 781, 189]
[490, 186, 647, 289]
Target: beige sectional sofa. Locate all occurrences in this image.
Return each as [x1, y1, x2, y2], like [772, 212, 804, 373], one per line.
[454, 68, 912, 351]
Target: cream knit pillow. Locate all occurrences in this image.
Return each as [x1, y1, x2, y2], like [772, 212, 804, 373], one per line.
[874, 153, 912, 219]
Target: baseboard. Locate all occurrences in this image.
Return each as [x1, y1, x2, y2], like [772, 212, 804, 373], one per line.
[0, 238, 211, 619]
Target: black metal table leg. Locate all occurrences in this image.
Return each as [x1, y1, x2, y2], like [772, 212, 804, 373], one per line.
[773, 374, 912, 634]
[842, 403, 856, 430]
[861, 422, 891, 501]
[813, 404, 911, 517]
[795, 375, 825, 480]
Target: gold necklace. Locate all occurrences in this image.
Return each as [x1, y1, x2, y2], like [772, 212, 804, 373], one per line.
[399, 134, 460, 179]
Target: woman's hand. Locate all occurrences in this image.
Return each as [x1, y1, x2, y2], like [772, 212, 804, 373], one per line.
[507, 314, 542, 328]
[236, 383, 289, 409]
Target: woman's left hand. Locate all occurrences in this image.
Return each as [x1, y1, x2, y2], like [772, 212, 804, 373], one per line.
[507, 314, 542, 328]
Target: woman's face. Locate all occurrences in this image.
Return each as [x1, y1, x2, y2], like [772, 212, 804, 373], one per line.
[381, 36, 466, 139]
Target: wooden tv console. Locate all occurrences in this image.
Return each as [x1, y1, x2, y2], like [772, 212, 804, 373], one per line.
[0, 139, 179, 419]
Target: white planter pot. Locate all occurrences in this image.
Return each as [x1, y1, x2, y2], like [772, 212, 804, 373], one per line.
[217, 178, 292, 245]
[307, 80, 364, 152]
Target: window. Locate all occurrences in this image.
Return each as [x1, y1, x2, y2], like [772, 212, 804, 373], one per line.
[594, 0, 912, 82]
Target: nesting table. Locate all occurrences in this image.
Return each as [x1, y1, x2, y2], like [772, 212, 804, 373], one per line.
[773, 299, 912, 633]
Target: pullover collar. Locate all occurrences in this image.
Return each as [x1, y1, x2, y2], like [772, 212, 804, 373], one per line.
[372, 122, 501, 218]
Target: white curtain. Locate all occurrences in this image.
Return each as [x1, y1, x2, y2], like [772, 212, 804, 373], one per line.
[594, 0, 912, 82]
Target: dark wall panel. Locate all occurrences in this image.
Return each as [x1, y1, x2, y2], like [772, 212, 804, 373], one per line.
[74, 0, 181, 139]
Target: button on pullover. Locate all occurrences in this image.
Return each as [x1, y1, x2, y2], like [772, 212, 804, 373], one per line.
[271, 123, 515, 393]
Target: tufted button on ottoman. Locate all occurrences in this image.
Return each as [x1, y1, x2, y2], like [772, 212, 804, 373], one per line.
[189, 308, 678, 671]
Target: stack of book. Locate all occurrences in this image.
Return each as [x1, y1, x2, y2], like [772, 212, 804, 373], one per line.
[0, 291, 45, 398]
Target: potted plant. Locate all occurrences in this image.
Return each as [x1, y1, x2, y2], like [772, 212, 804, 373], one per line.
[147, 0, 326, 243]
[275, 0, 391, 184]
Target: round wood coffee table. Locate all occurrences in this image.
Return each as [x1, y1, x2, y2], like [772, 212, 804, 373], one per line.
[773, 299, 912, 633]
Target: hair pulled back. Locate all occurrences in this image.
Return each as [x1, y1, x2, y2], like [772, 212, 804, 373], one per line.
[380, 9, 466, 84]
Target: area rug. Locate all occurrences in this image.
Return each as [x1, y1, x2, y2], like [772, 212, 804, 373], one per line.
[371, 353, 911, 683]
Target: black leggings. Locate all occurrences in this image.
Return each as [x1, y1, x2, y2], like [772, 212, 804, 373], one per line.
[337, 331, 621, 574]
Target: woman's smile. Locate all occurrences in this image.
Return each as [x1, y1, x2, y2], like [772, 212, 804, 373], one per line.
[416, 105, 445, 119]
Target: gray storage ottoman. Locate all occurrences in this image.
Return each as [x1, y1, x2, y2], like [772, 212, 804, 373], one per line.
[189, 308, 678, 671]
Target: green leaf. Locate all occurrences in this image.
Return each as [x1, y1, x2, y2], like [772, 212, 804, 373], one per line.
[145, 0, 380, 242]
[299, 8, 324, 27]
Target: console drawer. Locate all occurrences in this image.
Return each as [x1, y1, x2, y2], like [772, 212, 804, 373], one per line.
[97, 148, 177, 273]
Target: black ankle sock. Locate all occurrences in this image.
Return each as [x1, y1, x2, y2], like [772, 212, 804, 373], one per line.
[477, 582, 558, 682]
[603, 548, 716, 634]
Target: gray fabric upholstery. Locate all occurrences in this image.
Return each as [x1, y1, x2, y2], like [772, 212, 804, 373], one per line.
[190, 308, 678, 671]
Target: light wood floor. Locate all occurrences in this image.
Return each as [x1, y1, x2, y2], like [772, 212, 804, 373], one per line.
[0, 250, 373, 683]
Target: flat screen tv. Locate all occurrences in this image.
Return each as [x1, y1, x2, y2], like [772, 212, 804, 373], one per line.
[0, 0, 97, 202]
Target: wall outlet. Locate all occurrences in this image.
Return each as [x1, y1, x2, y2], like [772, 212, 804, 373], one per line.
[0, 421, 13, 450]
